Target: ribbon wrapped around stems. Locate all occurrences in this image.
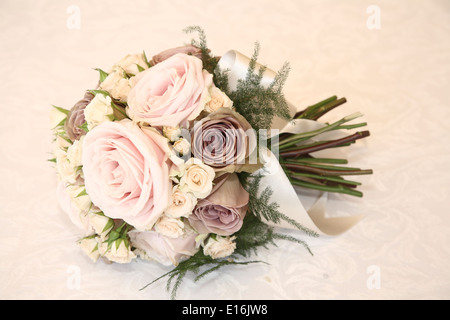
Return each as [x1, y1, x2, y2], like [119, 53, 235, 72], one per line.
[217, 50, 363, 236]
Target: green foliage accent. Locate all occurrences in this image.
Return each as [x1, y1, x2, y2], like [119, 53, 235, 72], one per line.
[88, 89, 111, 97]
[238, 172, 319, 238]
[76, 188, 87, 198]
[94, 68, 109, 83]
[51, 105, 70, 116]
[142, 50, 151, 68]
[104, 221, 131, 252]
[140, 251, 264, 300]
[78, 121, 89, 133]
[136, 64, 146, 72]
[111, 101, 129, 120]
[225, 42, 291, 132]
[183, 25, 219, 75]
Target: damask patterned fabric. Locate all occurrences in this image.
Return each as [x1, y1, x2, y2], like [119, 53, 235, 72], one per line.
[1, 0, 449, 299]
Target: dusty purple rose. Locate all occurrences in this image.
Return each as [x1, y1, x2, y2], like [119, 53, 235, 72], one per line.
[150, 44, 204, 66]
[191, 108, 257, 172]
[188, 173, 249, 236]
[65, 91, 94, 141]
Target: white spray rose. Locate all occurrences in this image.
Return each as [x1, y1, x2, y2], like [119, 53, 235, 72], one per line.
[88, 211, 114, 240]
[55, 150, 78, 184]
[173, 138, 191, 157]
[66, 135, 84, 167]
[205, 86, 233, 113]
[99, 71, 132, 102]
[84, 94, 114, 130]
[112, 53, 148, 75]
[179, 158, 215, 199]
[78, 236, 100, 262]
[98, 240, 136, 264]
[163, 126, 182, 142]
[154, 215, 185, 238]
[203, 235, 237, 259]
[65, 184, 92, 214]
[165, 186, 197, 218]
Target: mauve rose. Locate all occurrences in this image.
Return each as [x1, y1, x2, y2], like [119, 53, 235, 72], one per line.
[150, 44, 203, 66]
[126, 53, 213, 128]
[128, 228, 199, 266]
[65, 91, 94, 141]
[81, 119, 172, 230]
[189, 173, 249, 236]
[191, 108, 257, 173]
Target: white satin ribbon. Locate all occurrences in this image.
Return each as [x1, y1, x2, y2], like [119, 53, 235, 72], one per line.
[218, 50, 363, 236]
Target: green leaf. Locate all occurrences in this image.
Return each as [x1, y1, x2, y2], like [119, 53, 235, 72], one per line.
[102, 218, 115, 233]
[111, 101, 129, 120]
[78, 121, 89, 133]
[51, 105, 70, 115]
[55, 132, 73, 145]
[108, 230, 120, 242]
[76, 188, 87, 198]
[143, 50, 151, 68]
[238, 172, 319, 238]
[123, 70, 134, 79]
[136, 64, 145, 72]
[94, 68, 109, 83]
[88, 89, 111, 97]
[90, 243, 99, 254]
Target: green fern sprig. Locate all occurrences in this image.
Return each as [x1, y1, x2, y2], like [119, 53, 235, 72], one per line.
[140, 249, 265, 300]
[183, 25, 219, 75]
[238, 172, 319, 238]
[227, 42, 291, 132]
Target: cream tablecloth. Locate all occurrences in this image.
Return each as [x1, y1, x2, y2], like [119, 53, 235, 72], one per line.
[1, 0, 449, 299]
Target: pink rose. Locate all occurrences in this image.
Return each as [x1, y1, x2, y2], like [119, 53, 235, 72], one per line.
[128, 229, 199, 266]
[189, 173, 249, 236]
[127, 53, 213, 128]
[81, 119, 172, 230]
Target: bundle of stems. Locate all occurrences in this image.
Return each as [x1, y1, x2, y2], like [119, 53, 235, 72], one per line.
[273, 96, 372, 197]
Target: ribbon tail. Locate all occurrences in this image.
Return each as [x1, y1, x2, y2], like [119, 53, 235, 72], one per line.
[257, 150, 363, 236]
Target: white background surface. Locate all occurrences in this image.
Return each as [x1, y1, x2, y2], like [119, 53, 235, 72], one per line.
[1, 0, 450, 300]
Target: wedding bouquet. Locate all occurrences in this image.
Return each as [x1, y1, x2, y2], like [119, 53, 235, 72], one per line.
[50, 26, 372, 298]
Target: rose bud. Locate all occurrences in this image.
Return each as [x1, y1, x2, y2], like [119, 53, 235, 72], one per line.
[65, 91, 94, 141]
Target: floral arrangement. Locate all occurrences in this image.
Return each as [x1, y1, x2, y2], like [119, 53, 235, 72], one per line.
[50, 26, 372, 298]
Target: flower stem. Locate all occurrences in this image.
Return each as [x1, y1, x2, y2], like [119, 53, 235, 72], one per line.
[299, 97, 348, 121]
[289, 171, 362, 187]
[280, 157, 349, 165]
[280, 131, 370, 157]
[293, 96, 337, 119]
[277, 112, 364, 150]
[283, 162, 373, 176]
[290, 179, 363, 197]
